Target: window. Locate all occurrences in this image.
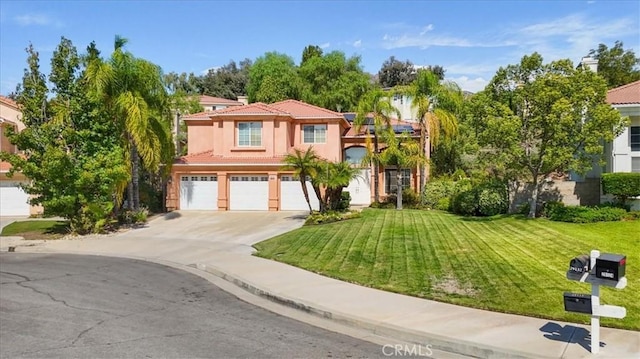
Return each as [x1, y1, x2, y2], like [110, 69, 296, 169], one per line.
[632, 157, 640, 173]
[631, 126, 640, 151]
[384, 169, 411, 194]
[238, 122, 262, 147]
[303, 125, 327, 144]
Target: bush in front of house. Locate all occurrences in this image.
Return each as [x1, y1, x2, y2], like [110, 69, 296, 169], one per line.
[602, 172, 640, 206]
[304, 210, 361, 225]
[451, 180, 509, 216]
[543, 201, 627, 223]
[423, 179, 456, 209]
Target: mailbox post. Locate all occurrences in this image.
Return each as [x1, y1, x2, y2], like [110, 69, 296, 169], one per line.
[565, 250, 627, 354]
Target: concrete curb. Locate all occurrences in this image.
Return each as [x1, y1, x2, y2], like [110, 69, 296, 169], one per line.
[195, 261, 542, 359]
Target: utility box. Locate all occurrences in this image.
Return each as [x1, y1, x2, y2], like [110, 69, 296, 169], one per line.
[569, 254, 590, 273]
[564, 292, 592, 314]
[595, 253, 626, 281]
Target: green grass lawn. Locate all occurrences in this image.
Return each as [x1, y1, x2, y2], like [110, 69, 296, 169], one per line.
[1, 220, 70, 240]
[254, 208, 640, 331]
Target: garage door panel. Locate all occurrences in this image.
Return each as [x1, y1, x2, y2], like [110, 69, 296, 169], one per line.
[0, 181, 30, 216]
[346, 169, 371, 206]
[230, 176, 269, 211]
[180, 175, 218, 210]
[280, 176, 319, 211]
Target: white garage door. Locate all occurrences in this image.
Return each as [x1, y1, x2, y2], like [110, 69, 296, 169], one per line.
[230, 175, 269, 211]
[346, 169, 371, 205]
[0, 181, 30, 216]
[280, 176, 319, 211]
[180, 175, 218, 210]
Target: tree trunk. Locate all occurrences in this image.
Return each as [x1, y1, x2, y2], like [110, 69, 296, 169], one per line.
[419, 120, 426, 197]
[127, 181, 134, 211]
[528, 177, 539, 218]
[396, 170, 403, 210]
[300, 178, 313, 214]
[312, 185, 325, 213]
[373, 135, 380, 203]
[131, 144, 140, 211]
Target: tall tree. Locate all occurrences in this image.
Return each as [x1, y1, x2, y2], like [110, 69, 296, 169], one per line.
[200, 59, 252, 99]
[378, 131, 426, 209]
[247, 52, 300, 103]
[478, 52, 627, 218]
[164, 71, 201, 94]
[283, 147, 319, 214]
[1, 38, 128, 233]
[301, 45, 323, 65]
[311, 160, 359, 212]
[299, 51, 371, 112]
[378, 56, 416, 88]
[86, 35, 174, 211]
[354, 89, 401, 203]
[589, 41, 640, 88]
[396, 70, 463, 190]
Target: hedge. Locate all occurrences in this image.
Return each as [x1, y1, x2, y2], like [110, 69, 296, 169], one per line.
[602, 172, 640, 204]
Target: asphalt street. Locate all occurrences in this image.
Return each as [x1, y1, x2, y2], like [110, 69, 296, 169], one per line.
[0, 253, 395, 359]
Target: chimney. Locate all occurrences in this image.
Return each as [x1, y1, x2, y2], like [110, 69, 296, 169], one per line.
[237, 95, 248, 105]
[579, 56, 598, 73]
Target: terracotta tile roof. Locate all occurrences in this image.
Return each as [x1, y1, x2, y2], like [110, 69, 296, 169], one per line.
[175, 151, 285, 165]
[607, 80, 640, 105]
[182, 112, 213, 120]
[270, 100, 344, 119]
[208, 102, 289, 116]
[0, 95, 19, 109]
[197, 95, 244, 106]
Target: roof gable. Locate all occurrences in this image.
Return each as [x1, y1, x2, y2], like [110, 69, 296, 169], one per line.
[607, 80, 640, 105]
[270, 100, 344, 119]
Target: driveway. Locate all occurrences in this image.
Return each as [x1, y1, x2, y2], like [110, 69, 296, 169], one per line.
[2, 211, 307, 260]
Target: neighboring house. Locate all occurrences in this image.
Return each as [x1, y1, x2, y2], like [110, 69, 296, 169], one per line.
[603, 80, 640, 209]
[0, 95, 42, 216]
[198, 95, 247, 111]
[166, 100, 423, 211]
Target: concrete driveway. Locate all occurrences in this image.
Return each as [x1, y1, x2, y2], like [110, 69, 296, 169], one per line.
[2, 211, 307, 260]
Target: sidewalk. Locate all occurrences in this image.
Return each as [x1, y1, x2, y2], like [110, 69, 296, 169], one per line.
[1, 216, 638, 359]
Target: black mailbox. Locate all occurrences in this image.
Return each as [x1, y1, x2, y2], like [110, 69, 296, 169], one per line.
[595, 253, 626, 281]
[569, 254, 590, 273]
[563, 292, 592, 314]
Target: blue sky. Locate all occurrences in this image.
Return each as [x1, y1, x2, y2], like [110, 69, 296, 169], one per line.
[1, 0, 639, 94]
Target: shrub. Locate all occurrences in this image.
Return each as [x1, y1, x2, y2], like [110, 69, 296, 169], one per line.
[118, 207, 149, 226]
[451, 180, 508, 216]
[545, 203, 626, 223]
[402, 188, 420, 207]
[304, 210, 361, 225]
[423, 179, 456, 208]
[624, 211, 640, 220]
[451, 189, 477, 216]
[337, 191, 351, 212]
[602, 173, 640, 205]
[435, 197, 450, 211]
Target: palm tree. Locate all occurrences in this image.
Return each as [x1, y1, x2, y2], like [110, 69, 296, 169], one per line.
[354, 89, 401, 203]
[311, 160, 359, 212]
[86, 35, 173, 211]
[378, 131, 426, 210]
[283, 147, 319, 214]
[395, 70, 463, 191]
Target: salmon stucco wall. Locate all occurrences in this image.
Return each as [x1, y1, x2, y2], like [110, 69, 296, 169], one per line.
[186, 121, 214, 154]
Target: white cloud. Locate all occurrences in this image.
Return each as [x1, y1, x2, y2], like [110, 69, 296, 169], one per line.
[447, 76, 488, 93]
[381, 31, 513, 50]
[353, 39, 362, 48]
[14, 13, 62, 27]
[319, 42, 331, 49]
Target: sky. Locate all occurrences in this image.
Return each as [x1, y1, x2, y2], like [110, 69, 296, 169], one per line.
[1, 0, 639, 95]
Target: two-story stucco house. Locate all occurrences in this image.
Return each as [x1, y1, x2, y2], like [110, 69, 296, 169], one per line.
[166, 99, 422, 211]
[0, 95, 42, 216]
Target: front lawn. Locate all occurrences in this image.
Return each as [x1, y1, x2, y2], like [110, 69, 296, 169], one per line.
[254, 209, 640, 331]
[1, 220, 70, 240]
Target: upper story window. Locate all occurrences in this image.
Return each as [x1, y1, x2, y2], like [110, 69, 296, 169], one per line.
[303, 124, 327, 144]
[631, 126, 640, 151]
[237, 122, 262, 147]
